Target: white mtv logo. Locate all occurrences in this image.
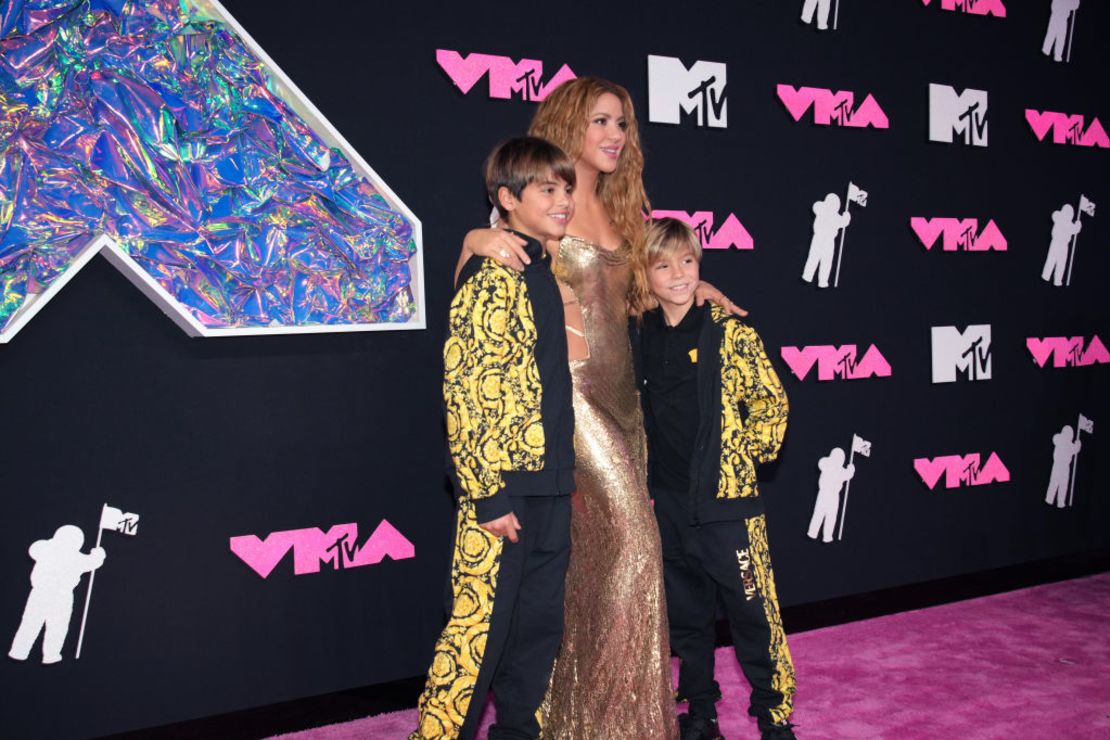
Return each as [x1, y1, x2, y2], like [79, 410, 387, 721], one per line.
[929, 84, 989, 147]
[931, 325, 992, 383]
[647, 55, 727, 128]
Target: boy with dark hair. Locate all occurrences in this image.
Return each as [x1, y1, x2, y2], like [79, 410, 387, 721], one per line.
[631, 217, 796, 740]
[411, 136, 577, 740]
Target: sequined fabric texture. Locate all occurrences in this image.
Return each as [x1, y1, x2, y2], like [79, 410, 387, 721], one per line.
[0, 0, 416, 333]
[543, 236, 677, 739]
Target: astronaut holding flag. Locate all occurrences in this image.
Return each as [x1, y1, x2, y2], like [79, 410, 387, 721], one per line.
[8, 525, 105, 664]
[802, 181, 868, 290]
[1046, 414, 1094, 509]
[1042, 195, 1094, 287]
[808, 434, 871, 543]
[802, 193, 850, 289]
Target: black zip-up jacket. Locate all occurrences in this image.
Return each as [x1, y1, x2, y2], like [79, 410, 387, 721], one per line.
[631, 304, 788, 524]
[447, 233, 575, 523]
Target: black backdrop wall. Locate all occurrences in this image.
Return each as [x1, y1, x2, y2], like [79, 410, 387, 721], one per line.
[1, 1, 1106, 737]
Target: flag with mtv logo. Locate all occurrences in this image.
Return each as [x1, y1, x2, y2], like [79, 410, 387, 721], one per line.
[1078, 195, 1095, 217]
[76, 503, 141, 659]
[1066, 195, 1096, 286]
[1067, 414, 1094, 507]
[834, 182, 868, 287]
[847, 181, 869, 208]
[99, 505, 139, 536]
[838, 433, 872, 540]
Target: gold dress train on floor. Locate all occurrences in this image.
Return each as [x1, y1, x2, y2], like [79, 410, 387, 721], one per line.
[543, 236, 678, 739]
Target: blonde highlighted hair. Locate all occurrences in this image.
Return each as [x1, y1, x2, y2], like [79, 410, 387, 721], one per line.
[631, 217, 702, 316]
[528, 77, 651, 255]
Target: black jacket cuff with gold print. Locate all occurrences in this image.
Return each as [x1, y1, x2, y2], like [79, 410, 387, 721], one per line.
[474, 491, 513, 523]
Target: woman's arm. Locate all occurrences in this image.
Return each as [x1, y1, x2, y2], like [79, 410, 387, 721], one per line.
[694, 281, 748, 317]
[454, 227, 531, 284]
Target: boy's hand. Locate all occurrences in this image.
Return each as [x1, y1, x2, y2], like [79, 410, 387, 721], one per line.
[479, 512, 521, 543]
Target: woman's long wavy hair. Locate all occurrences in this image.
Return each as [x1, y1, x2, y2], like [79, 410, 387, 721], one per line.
[528, 77, 651, 257]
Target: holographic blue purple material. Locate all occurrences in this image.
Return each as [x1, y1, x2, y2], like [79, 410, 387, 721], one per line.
[0, 0, 417, 332]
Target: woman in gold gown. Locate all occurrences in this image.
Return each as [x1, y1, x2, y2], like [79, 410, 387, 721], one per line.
[461, 77, 741, 739]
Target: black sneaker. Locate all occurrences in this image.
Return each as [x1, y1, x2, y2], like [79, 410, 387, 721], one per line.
[679, 713, 724, 740]
[758, 719, 796, 740]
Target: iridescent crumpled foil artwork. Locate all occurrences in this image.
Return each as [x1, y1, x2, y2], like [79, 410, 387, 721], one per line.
[0, 0, 420, 338]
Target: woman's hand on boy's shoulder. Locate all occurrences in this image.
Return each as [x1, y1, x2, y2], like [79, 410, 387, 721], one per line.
[694, 280, 748, 317]
[466, 227, 530, 272]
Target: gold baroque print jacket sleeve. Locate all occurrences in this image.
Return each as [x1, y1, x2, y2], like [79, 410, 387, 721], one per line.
[715, 305, 789, 499]
[443, 260, 546, 507]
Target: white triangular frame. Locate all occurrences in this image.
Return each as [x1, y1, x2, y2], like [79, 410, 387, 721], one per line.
[0, 0, 424, 343]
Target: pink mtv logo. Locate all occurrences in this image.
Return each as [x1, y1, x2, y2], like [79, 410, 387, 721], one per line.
[1026, 336, 1109, 368]
[777, 85, 889, 129]
[436, 49, 576, 102]
[780, 345, 892, 381]
[910, 218, 1007, 251]
[914, 453, 1010, 489]
[651, 210, 753, 250]
[919, 0, 1006, 17]
[1025, 110, 1109, 148]
[229, 520, 415, 579]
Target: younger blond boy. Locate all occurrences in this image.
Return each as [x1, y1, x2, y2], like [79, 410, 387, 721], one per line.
[631, 218, 795, 740]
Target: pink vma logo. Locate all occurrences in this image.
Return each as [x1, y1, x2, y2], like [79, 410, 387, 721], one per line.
[651, 210, 753, 250]
[1026, 336, 1109, 368]
[914, 453, 1010, 490]
[780, 345, 892, 381]
[1025, 110, 1109, 148]
[229, 520, 415, 579]
[919, 0, 1006, 17]
[910, 218, 1007, 251]
[436, 50, 576, 101]
[777, 85, 889, 129]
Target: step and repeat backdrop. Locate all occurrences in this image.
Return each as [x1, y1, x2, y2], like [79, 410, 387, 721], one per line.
[0, 0, 1105, 737]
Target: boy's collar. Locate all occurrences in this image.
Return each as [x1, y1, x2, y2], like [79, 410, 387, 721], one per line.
[649, 301, 703, 329]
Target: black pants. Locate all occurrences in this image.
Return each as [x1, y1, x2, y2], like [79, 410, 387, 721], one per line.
[460, 495, 571, 740]
[653, 488, 795, 726]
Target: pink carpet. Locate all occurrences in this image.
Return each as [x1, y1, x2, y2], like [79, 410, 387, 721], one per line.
[271, 573, 1110, 739]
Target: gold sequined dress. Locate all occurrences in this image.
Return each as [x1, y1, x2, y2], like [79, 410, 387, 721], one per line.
[543, 236, 678, 739]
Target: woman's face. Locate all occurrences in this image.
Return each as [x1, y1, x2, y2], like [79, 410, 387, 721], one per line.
[577, 92, 627, 175]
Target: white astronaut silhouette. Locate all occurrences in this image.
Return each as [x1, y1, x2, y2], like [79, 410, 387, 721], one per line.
[802, 193, 851, 288]
[1043, 0, 1080, 62]
[1041, 204, 1082, 286]
[1045, 425, 1082, 508]
[801, 0, 833, 30]
[807, 447, 856, 543]
[9, 525, 105, 664]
